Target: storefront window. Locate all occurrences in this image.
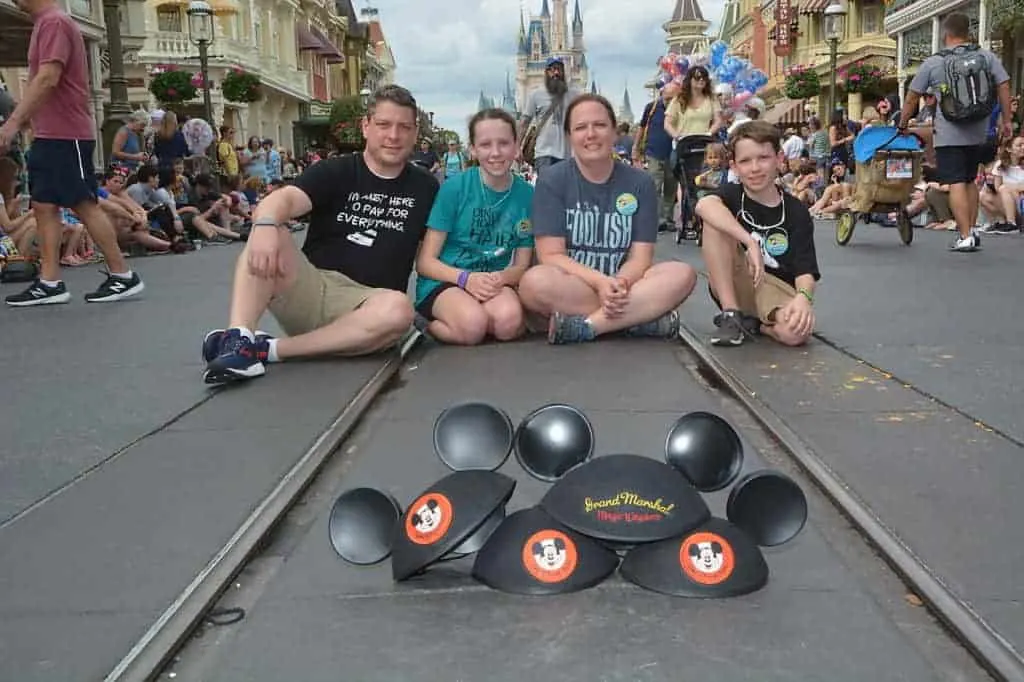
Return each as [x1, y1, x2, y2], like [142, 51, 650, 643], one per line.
[862, 1, 881, 35]
[69, 0, 92, 17]
[157, 8, 183, 32]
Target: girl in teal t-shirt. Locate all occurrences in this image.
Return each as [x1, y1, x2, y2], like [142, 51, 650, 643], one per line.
[415, 109, 535, 345]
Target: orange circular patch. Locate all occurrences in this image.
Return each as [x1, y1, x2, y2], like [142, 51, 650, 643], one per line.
[679, 531, 735, 586]
[404, 493, 454, 546]
[522, 530, 578, 584]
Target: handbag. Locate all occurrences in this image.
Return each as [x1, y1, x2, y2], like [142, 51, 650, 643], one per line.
[520, 105, 556, 165]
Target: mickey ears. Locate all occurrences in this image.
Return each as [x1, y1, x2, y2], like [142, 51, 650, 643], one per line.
[328, 487, 402, 566]
[664, 411, 744, 492]
[727, 470, 807, 547]
[513, 403, 595, 482]
[433, 402, 514, 472]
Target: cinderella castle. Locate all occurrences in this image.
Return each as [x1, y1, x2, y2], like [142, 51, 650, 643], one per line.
[477, 0, 712, 126]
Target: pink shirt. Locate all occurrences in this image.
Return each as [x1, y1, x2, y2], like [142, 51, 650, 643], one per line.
[28, 5, 94, 140]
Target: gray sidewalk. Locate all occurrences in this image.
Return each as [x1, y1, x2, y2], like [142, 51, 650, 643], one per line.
[165, 340, 985, 682]
[663, 225, 1024, 660]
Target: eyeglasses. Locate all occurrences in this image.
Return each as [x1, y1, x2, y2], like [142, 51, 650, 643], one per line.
[691, 74, 708, 81]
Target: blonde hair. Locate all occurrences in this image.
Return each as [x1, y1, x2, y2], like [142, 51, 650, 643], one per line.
[158, 110, 179, 140]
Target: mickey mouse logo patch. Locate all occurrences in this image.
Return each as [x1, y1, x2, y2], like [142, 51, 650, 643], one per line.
[615, 193, 638, 217]
[516, 218, 533, 235]
[678, 531, 735, 586]
[522, 530, 579, 584]
[405, 493, 454, 546]
[763, 228, 789, 258]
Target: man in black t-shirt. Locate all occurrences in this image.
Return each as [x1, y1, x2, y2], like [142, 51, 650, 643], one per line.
[695, 121, 820, 347]
[202, 85, 439, 385]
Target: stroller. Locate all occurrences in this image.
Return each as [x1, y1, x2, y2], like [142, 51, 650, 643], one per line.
[834, 127, 925, 246]
[673, 135, 715, 245]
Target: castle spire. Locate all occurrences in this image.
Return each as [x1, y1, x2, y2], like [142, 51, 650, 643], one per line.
[541, 0, 550, 17]
[572, 0, 583, 32]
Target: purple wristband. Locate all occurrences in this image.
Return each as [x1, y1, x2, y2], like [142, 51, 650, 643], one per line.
[457, 270, 469, 289]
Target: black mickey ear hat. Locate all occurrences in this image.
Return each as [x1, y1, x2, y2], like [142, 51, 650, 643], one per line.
[619, 516, 768, 598]
[391, 470, 516, 581]
[472, 507, 619, 595]
[727, 470, 808, 547]
[664, 411, 744, 492]
[433, 402, 514, 472]
[513, 403, 595, 482]
[541, 454, 710, 544]
[328, 487, 403, 566]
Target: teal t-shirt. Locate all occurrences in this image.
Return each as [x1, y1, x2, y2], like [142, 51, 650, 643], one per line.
[415, 166, 535, 304]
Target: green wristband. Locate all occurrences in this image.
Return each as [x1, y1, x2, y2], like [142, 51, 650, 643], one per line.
[797, 288, 814, 304]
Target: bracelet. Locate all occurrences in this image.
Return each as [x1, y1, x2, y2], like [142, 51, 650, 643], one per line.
[252, 218, 280, 229]
[456, 270, 470, 289]
[797, 288, 814, 304]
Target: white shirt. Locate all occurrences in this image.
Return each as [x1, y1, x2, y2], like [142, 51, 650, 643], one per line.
[782, 135, 805, 160]
[995, 162, 1024, 184]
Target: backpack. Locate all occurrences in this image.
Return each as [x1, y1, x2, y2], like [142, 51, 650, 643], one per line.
[937, 44, 997, 123]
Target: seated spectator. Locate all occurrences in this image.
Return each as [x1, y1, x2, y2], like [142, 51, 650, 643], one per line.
[696, 121, 820, 347]
[983, 135, 1024, 232]
[789, 159, 820, 206]
[0, 156, 36, 256]
[810, 159, 852, 218]
[517, 94, 696, 344]
[178, 174, 243, 243]
[97, 169, 171, 253]
[201, 84, 439, 385]
[415, 108, 534, 345]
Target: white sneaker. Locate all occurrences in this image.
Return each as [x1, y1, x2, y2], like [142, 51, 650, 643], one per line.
[949, 234, 980, 252]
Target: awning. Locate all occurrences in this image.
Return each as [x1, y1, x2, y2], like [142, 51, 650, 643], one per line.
[311, 26, 345, 63]
[209, 0, 238, 15]
[762, 98, 806, 125]
[147, 0, 188, 8]
[297, 24, 322, 51]
[799, 0, 830, 14]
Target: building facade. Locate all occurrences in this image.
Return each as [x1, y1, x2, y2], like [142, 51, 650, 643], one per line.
[644, 0, 712, 95]
[515, 0, 589, 110]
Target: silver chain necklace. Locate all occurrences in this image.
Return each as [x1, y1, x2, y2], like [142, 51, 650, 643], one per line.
[479, 169, 513, 212]
[738, 188, 786, 231]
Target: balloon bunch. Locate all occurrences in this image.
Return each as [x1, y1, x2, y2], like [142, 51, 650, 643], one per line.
[655, 40, 771, 113]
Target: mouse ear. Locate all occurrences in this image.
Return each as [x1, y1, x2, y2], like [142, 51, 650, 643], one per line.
[328, 487, 402, 566]
[727, 470, 808, 547]
[433, 402, 514, 472]
[664, 411, 744, 492]
[472, 507, 619, 595]
[513, 403, 595, 482]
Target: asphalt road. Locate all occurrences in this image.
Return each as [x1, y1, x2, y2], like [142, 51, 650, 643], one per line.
[666, 222, 1024, 444]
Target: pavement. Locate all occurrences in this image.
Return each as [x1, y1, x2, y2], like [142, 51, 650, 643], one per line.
[165, 340, 985, 682]
[663, 223, 1024, 661]
[0, 243, 394, 682]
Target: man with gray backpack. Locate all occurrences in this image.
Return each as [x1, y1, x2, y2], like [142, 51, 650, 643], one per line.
[899, 12, 1012, 253]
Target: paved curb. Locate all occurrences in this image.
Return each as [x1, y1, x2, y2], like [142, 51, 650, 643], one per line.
[104, 331, 424, 682]
[676, 322, 1024, 682]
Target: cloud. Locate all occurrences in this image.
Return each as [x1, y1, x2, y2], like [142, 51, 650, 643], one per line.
[369, 0, 724, 137]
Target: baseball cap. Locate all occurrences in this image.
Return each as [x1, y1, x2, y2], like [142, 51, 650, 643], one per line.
[546, 57, 564, 68]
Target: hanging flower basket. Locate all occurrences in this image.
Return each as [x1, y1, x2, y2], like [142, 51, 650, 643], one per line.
[783, 64, 821, 101]
[149, 67, 198, 104]
[329, 95, 366, 146]
[221, 69, 262, 103]
[840, 61, 883, 95]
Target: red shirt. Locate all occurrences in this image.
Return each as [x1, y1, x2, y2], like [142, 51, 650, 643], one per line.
[28, 5, 94, 140]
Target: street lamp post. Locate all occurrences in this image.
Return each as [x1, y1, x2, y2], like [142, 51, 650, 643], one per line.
[359, 87, 372, 108]
[100, 0, 132, 166]
[187, 0, 215, 126]
[824, 2, 847, 120]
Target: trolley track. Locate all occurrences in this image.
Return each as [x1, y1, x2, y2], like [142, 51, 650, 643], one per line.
[105, 328, 1008, 682]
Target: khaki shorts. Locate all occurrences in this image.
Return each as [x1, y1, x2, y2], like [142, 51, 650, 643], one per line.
[722, 247, 797, 325]
[268, 251, 381, 336]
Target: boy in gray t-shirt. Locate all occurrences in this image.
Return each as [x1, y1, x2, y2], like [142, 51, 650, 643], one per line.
[899, 12, 1011, 252]
[517, 94, 696, 345]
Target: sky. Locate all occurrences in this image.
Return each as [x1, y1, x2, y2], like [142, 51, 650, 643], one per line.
[364, 0, 726, 137]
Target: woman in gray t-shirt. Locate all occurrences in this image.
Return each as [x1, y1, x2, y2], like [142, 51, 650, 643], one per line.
[519, 94, 697, 344]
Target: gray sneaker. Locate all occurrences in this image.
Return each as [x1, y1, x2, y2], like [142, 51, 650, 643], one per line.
[711, 310, 753, 346]
[548, 312, 597, 344]
[624, 310, 680, 339]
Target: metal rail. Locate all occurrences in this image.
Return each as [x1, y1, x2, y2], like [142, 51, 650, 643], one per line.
[104, 331, 423, 682]
[676, 323, 1024, 682]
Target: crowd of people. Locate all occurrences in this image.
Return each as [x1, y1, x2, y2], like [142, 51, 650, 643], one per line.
[0, 0, 1017, 383]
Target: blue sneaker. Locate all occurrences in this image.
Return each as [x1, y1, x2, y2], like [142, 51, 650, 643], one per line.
[203, 329, 268, 385]
[623, 310, 680, 339]
[202, 328, 272, 363]
[547, 312, 596, 344]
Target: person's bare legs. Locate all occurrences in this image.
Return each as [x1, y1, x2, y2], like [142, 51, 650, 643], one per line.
[31, 202, 65, 282]
[518, 262, 695, 336]
[948, 182, 973, 239]
[701, 226, 742, 310]
[427, 286, 525, 345]
[997, 184, 1021, 224]
[74, 200, 129, 274]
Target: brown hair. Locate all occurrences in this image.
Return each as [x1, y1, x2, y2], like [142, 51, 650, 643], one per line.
[727, 120, 782, 156]
[563, 93, 617, 133]
[365, 84, 418, 120]
[158, 110, 179, 141]
[0, 156, 18, 204]
[942, 13, 970, 40]
[467, 107, 518, 144]
[675, 66, 712, 114]
[997, 135, 1024, 168]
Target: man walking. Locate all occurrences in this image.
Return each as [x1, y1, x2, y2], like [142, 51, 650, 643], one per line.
[632, 79, 680, 232]
[899, 12, 1011, 252]
[0, 0, 143, 305]
[519, 57, 580, 176]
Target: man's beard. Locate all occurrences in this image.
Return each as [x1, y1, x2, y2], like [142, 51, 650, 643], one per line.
[545, 74, 568, 96]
